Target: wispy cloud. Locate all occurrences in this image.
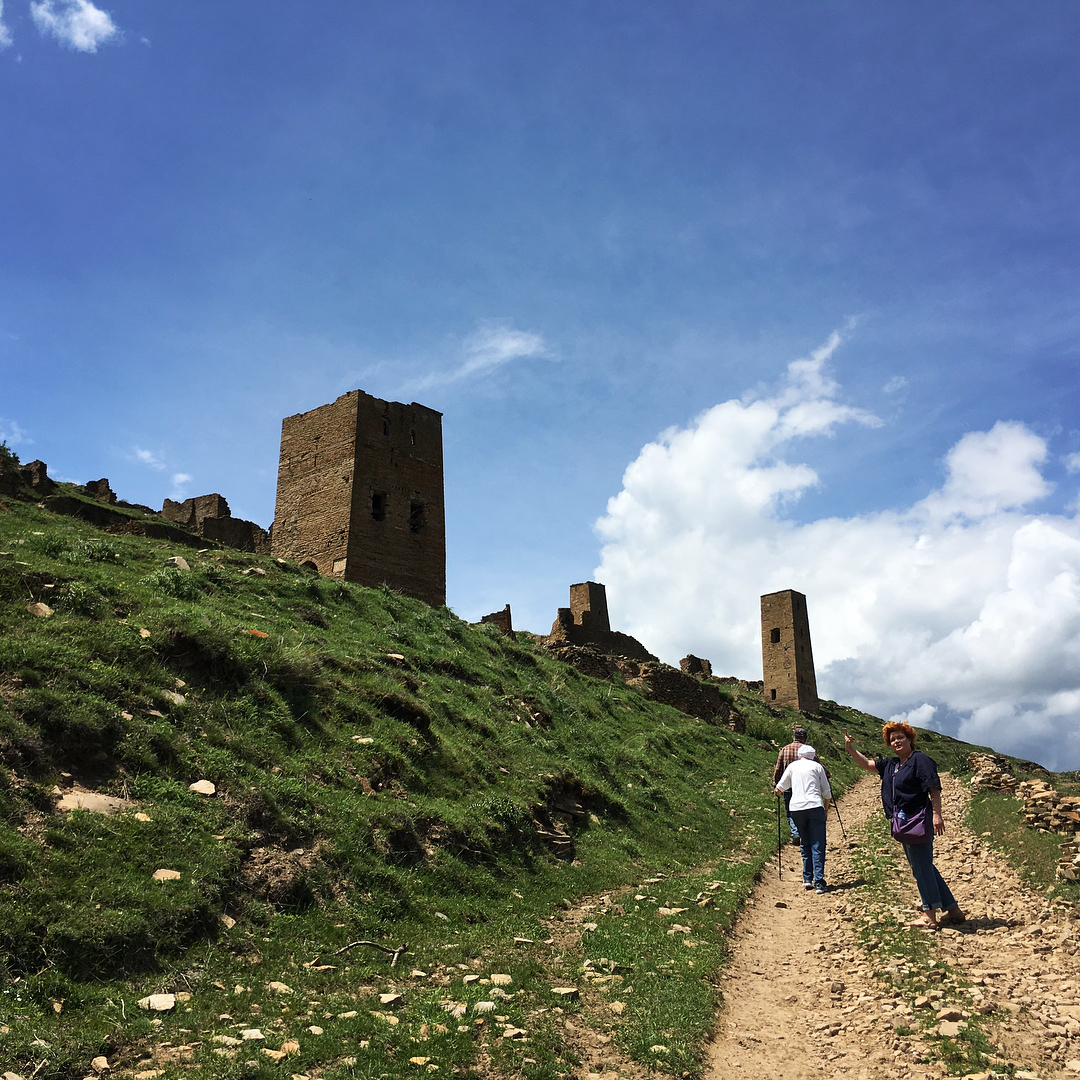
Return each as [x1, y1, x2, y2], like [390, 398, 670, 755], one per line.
[411, 320, 548, 390]
[133, 446, 166, 471]
[170, 472, 192, 500]
[0, 419, 32, 447]
[31, 0, 118, 52]
[1065, 452, 1080, 475]
[0, 1, 13, 48]
[883, 375, 908, 394]
[132, 447, 192, 501]
[459, 322, 547, 378]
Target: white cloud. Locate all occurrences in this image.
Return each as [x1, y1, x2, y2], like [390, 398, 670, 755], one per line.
[170, 472, 192, 500]
[886, 703, 938, 730]
[0, 419, 32, 447]
[595, 331, 1080, 770]
[460, 322, 546, 377]
[412, 320, 547, 389]
[883, 376, 908, 394]
[31, 0, 117, 52]
[1065, 452, 1080, 475]
[0, 2, 13, 48]
[133, 446, 166, 471]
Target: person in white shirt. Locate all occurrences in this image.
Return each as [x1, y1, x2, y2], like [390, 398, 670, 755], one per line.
[775, 744, 833, 894]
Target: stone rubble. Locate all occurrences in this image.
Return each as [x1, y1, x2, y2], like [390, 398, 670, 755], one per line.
[968, 753, 1020, 794]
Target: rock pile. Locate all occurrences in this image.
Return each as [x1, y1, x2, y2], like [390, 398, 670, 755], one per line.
[1010, 778, 1080, 887]
[1060, 840, 1080, 883]
[967, 752, 1019, 793]
[1018, 779, 1080, 836]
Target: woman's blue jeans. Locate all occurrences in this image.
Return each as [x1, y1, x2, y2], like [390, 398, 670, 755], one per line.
[902, 837, 957, 912]
[789, 807, 827, 888]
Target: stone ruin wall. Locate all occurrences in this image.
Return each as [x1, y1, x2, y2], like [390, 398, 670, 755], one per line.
[760, 588, 819, 712]
[162, 493, 269, 554]
[0, 455, 269, 554]
[479, 604, 515, 639]
[271, 390, 446, 607]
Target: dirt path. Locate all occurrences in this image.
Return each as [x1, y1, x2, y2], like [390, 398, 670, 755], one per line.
[705, 774, 1080, 1080]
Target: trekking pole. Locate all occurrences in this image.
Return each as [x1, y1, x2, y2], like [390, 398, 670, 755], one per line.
[832, 799, 847, 840]
[776, 794, 783, 880]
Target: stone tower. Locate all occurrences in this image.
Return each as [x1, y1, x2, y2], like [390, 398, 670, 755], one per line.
[568, 581, 610, 632]
[760, 588, 818, 712]
[271, 390, 445, 607]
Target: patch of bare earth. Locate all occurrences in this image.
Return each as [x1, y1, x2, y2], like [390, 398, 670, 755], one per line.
[706, 774, 1080, 1080]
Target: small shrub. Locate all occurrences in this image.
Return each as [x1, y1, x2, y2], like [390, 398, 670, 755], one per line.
[62, 539, 121, 564]
[470, 794, 530, 831]
[56, 581, 109, 618]
[139, 567, 204, 601]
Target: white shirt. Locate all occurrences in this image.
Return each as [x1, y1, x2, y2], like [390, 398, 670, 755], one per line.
[776, 758, 832, 811]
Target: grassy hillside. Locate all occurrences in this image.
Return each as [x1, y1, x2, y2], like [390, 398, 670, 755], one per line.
[0, 475, 1052, 1079]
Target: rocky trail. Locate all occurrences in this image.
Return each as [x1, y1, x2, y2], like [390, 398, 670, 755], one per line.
[704, 774, 1080, 1080]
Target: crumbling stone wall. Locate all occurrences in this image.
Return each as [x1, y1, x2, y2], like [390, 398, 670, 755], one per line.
[480, 604, 515, 639]
[162, 493, 231, 529]
[0, 457, 56, 498]
[967, 752, 1019, 793]
[84, 478, 117, 504]
[680, 654, 712, 677]
[20, 460, 55, 495]
[760, 588, 819, 712]
[2, 455, 267, 554]
[271, 390, 446, 607]
[162, 493, 269, 554]
[545, 644, 746, 732]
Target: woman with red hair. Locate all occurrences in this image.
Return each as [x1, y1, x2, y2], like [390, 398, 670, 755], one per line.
[845, 722, 965, 930]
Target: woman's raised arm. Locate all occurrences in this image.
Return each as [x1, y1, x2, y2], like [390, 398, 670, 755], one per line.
[844, 731, 879, 773]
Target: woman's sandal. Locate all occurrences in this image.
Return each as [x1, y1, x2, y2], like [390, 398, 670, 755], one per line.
[904, 916, 939, 931]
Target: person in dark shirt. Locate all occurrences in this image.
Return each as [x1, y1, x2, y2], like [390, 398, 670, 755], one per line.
[845, 722, 965, 930]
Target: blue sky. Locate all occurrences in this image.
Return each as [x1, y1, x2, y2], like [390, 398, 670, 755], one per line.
[3, 2, 1080, 765]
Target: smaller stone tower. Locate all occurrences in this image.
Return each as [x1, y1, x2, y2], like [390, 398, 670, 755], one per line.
[568, 581, 610, 632]
[760, 589, 818, 712]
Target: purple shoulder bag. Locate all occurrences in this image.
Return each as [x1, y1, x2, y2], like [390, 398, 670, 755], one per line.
[889, 761, 930, 845]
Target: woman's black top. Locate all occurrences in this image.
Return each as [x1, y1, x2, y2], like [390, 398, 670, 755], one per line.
[874, 751, 941, 820]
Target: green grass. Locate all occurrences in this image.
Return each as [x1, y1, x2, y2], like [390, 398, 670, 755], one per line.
[966, 791, 1080, 906]
[0, 483, 1038, 1078]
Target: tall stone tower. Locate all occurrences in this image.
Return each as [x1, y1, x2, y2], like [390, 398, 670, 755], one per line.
[271, 390, 445, 607]
[760, 588, 818, 712]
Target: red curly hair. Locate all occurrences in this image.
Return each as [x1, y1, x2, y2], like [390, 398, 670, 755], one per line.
[882, 721, 916, 746]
